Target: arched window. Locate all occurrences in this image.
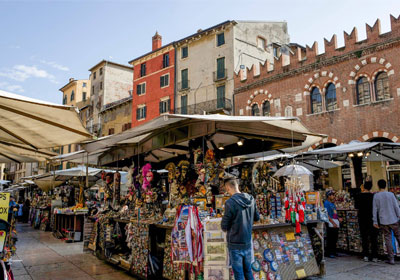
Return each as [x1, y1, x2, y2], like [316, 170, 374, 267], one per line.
[251, 104, 260, 116]
[284, 106, 293, 117]
[310, 87, 322, 113]
[356, 77, 370, 104]
[325, 83, 337, 111]
[374, 72, 390, 101]
[262, 101, 270, 116]
[70, 90, 75, 101]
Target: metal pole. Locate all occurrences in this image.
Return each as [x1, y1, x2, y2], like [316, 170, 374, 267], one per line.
[86, 152, 89, 189]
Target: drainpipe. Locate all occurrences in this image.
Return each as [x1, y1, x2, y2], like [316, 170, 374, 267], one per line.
[173, 42, 177, 113]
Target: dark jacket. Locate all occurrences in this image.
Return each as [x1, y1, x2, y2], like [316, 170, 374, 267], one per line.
[221, 193, 260, 250]
[354, 192, 375, 226]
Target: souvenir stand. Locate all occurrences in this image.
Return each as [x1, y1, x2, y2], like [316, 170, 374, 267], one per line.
[82, 114, 325, 280]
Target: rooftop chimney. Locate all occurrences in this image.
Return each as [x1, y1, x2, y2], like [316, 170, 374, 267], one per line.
[152, 31, 162, 51]
[69, 78, 74, 82]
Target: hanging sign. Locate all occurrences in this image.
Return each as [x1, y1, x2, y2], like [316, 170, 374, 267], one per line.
[0, 193, 10, 222]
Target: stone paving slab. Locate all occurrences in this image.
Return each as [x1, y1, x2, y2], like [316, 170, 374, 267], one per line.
[13, 223, 136, 280]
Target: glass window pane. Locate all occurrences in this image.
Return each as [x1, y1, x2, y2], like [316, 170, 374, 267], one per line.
[325, 83, 337, 111]
[357, 77, 370, 104]
[262, 101, 270, 116]
[375, 72, 389, 101]
[252, 104, 260, 116]
[311, 87, 322, 113]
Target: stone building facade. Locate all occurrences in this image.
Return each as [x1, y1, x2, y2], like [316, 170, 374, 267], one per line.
[233, 15, 400, 189]
[174, 20, 289, 115]
[88, 60, 133, 136]
[129, 33, 175, 127]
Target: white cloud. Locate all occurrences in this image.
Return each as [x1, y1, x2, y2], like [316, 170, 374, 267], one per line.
[0, 65, 58, 84]
[0, 82, 24, 93]
[39, 59, 69, 71]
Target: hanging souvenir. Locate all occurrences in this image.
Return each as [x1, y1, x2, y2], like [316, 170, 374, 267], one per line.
[113, 171, 121, 208]
[142, 163, 153, 191]
[251, 260, 261, 272]
[171, 205, 203, 275]
[263, 249, 274, 262]
[261, 260, 269, 272]
[270, 261, 278, 272]
[253, 239, 260, 250]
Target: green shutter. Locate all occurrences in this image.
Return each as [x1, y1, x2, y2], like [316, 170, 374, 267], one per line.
[136, 84, 141, 95]
[144, 106, 147, 118]
[136, 108, 140, 120]
[217, 57, 225, 79]
[168, 99, 171, 112]
[182, 69, 188, 89]
[159, 101, 162, 113]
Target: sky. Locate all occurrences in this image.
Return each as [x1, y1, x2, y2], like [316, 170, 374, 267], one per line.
[0, 0, 399, 104]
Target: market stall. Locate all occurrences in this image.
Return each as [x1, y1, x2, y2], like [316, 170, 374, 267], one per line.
[79, 114, 326, 280]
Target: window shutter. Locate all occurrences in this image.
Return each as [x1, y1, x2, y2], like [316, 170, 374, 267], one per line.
[144, 106, 147, 118]
[160, 76, 163, 87]
[136, 108, 139, 120]
[168, 99, 171, 112]
[159, 101, 162, 113]
[143, 83, 146, 93]
[136, 84, 140, 95]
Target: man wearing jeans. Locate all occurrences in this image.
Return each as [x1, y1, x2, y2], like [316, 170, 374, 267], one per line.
[221, 177, 260, 280]
[373, 179, 400, 264]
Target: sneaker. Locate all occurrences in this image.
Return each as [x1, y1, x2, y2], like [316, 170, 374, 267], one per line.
[363, 256, 369, 262]
[372, 258, 379, 263]
[385, 259, 395, 265]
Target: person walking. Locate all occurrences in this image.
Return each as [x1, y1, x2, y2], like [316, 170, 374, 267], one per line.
[355, 181, 378, 262]
[373, 179, 400, 265]
[324, 190, 340, 258]
[22, 199, 30, 223]
[221, 176, 260, 280]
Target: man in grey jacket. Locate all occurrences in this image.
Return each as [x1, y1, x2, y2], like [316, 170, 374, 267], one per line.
[221, 176, 260, 280]
[373, 179, 400, 264]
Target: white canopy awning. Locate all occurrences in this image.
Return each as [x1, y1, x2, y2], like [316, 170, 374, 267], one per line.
[0, 90, 92, 163]
[304, 141, 400, 162]
[51, 149, 109, 165]
[84, 114, 325, 154]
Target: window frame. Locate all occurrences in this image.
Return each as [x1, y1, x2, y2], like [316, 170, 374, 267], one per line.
[99, 67, 103, 75]
[356, 77, 371, 105]
[181, 95, 188, 114]
[136, 105, 147, 120]
[216, 85, 225, 108]
[160, 74, 170, 88]
[374, 71, 390, 101]
[163, 53, 170, 68]
[216, 32, 225, 47]
[181, 68, 189, 90]
[181, 46, 188, 59]
[251, 104, 260, 116]
[136, 82, 146, 95]
[140, 63, 146, 77]
[83, 82, 87, 88]
[257, 36, 266, 50]
[262, 101, 270, 116]
[70, 90, 75, 101]
[325, 83, 337, 111]
[82, 92, 87, 101]
[159, 98, 171, 114]
[93, 71, 96, 80]
[216, 57, 226, 80]
[310, 87, 322, 114]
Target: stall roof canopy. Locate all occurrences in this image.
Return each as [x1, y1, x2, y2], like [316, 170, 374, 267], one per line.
[84, 114, 324, 153]
[0, 90, 92, 163]
[303, 141, 400, 162]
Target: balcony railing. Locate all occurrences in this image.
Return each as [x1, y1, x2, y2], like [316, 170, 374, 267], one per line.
[213, 68, 227, 82]
[178, 80, 190, 91]
[175, 98, 232, 115]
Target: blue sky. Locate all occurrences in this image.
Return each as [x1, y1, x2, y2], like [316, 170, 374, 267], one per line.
[1, 0, 399, 104]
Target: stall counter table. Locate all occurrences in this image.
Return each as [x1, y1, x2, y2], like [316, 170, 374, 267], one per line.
[53, 212, 85, 242]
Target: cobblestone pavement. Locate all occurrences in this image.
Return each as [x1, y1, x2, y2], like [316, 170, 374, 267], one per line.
[12, 223, 136, 280]
[12, 223, 400, 280]
[311, 255, 400, 280]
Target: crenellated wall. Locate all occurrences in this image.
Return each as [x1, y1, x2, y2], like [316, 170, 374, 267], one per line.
[235, 15, 400, 88]
[233, 14, 400, 147]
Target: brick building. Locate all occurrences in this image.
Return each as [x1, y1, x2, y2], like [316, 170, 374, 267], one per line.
[129, 32, 175, 127]
[233, 15, 400, 189]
